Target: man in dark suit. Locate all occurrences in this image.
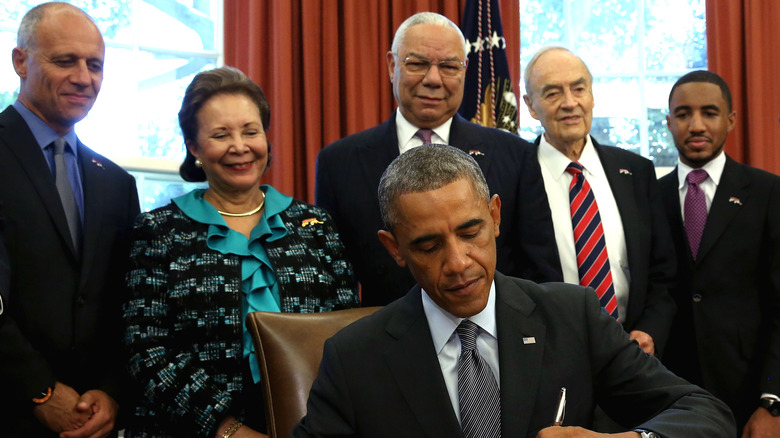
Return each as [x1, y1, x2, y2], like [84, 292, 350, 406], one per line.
[659, 70, 780, 437]
[293, 144, 734, 438]
[0, 3, 140, 437]
[315, 12, 557, 306]
[0, 222, 8, 329]
[521, 47, 676, 359]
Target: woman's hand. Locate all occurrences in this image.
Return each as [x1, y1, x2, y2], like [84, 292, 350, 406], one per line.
[215, 415, 268, 438]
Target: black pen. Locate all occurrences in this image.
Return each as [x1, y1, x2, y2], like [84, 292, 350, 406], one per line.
[553, 387, 566, 426]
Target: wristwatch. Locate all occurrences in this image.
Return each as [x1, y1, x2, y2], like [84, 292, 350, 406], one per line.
[637, 431, 660, 438]
[760, 398, 780, 417]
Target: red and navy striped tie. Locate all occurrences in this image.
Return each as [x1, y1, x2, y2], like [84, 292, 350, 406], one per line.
[566, 162, 619, 319]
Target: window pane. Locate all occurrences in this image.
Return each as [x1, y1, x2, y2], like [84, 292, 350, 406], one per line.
[80, 49, 216, 162]
[519, 0, 707, 167]
[592, 76, 640, 154]
[644, 0, 706, 71]
[131, 170, 207, 212]
[646, 76, 679, 166]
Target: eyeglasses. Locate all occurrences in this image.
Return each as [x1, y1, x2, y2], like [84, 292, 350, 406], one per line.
[398, 55, 466, 78]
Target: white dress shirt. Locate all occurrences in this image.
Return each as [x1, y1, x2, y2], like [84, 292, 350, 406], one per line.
[538, 135, 630, 321]
[395, 110, 452, 154]
[675, 151, 726, 217]
[422, 281, 499, 422]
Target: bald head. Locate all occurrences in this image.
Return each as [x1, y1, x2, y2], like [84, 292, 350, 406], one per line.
[13, 2, 104, 135]
[522, 47, 595, 157]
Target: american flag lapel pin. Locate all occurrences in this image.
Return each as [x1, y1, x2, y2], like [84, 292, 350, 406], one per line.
[728, 197, 742, 206]
[91, 158, 104, 169]
[523, 337, 536, 344]
[469, 150, 485, 157]
[619, 168, 632, 175]
[302, 217, 324, 227]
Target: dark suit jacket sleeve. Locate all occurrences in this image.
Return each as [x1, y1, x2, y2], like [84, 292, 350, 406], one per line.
[631, 157, 677, 352]
[763, 176, 780, 396]
[569, 282, 733, 436]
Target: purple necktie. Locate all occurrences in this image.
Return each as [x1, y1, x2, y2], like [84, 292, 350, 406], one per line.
[685, 169, 709, 260]
[415, 128, 433, 145]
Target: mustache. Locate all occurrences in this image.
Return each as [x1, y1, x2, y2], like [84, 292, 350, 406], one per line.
[685, 135, 712, 143]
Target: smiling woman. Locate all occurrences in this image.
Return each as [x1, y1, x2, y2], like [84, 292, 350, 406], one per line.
[121, 66, 360, 438]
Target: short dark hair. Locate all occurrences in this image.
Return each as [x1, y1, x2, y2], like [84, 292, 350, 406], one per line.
[378, 144, 489, 231]
[669, 70, 733, 113]
[178, 66, 271, 182]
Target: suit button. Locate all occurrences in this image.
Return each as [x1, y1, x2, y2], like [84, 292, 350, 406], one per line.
[76, 295, 86, 305]
[692, 294, 702, 303]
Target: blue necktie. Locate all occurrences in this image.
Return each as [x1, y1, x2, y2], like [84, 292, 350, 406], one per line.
[53, 137, 81, 254]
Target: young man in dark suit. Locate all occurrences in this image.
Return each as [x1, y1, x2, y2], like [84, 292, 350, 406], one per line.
[293, 144, 735, 438]
[659, 70, 780, 437]
[0, 3, 140, 436]
[315, 12, 558, 307]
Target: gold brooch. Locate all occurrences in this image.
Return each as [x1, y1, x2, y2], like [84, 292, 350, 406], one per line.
[302, 217, 324, 227]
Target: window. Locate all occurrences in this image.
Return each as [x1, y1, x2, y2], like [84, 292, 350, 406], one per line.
[519, 0, 707, 166]
[0, 0, 220, 210]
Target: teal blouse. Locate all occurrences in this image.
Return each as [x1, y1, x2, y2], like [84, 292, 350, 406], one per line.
[173, 185, 293, 383]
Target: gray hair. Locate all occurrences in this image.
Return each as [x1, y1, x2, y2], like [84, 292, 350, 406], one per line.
[18, 2, 96, 51]
[391, 12, 468, 58]
[523, 46, 593, 93]
[378, 144, 489, 230]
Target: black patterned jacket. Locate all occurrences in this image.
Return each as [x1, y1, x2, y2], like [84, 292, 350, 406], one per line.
[123, 198, 359, 437]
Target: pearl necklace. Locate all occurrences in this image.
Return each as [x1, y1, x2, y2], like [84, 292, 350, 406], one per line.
[217, 192, 265, 217]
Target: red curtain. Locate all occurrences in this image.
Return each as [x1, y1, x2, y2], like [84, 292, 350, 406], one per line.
[224, 0, 520, 202]
[706, 0, 780, 174]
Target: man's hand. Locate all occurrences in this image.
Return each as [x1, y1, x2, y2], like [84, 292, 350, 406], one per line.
[59, 389, 118, 438]
[629, 330, 655, 355]
[742, 406, 780, 438]
[537, 426, 641, 437]
[32, 382, 91, 433]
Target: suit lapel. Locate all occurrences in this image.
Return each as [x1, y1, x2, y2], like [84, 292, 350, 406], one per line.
[449, 114, 494, 176]
[358, 114, 401, 200]
[0, 107, 78, 259]
[659, 168, 691, 260]
[78, 144, 107, 285]
[593, 140, 640, 322]
[494, 272, 546, 437]
[383, 288, 463, 437]
[697, 156, 748, 262]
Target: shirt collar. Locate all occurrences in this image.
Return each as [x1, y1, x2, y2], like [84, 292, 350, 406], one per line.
[395, 110, 452, 147]
[14, 101, 79, 158]
[538, 134, 599, 180]
[676, 151, 726, 189]
[422, 280, 497, 355]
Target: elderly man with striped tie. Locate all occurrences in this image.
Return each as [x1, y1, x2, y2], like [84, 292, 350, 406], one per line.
[521, 46, 676, 359]
[521, 46, 678, 434]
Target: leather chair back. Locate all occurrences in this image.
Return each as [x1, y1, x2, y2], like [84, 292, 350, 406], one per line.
[246, 306, 382, 438]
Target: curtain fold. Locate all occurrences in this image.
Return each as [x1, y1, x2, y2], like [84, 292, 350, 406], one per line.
[706, 0, 780, 174]
[225, 0, 520, 201]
